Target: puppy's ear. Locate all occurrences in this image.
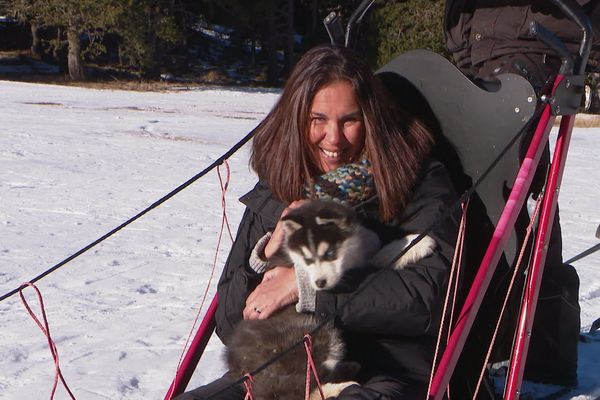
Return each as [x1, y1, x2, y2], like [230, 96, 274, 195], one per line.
[315, 201, 354, 230]
[281, 214, 303, 235]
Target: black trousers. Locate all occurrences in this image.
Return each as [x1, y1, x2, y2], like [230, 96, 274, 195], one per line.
[173, 373, 427, 400]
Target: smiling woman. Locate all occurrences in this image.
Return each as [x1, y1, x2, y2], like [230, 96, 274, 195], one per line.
[175, 45, 460, 400]
[250, 45, 433, 222]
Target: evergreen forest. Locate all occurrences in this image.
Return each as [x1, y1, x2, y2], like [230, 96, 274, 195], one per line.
[0, 0, 446, 85]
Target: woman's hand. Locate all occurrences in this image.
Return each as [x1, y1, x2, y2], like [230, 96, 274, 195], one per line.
[243, 200, 306, 320]
[243, 266, 299, 320]
[263, 200, 307, 259]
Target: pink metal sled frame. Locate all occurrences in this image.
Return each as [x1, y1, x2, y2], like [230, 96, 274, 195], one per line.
[504, 94, 575, 400]
[165, 295, 219, 399]
[164, 78, 576, 400]
[428, 74, 574, 400]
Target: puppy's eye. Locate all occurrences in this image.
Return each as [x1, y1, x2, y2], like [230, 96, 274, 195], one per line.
[323, 248, 336, 261]
[304, 257, 314, 265]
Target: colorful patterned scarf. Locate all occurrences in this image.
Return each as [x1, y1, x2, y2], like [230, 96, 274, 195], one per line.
[305, 160, 375, 206]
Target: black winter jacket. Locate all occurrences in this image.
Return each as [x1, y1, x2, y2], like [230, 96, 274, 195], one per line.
[215, 159, 459, 385]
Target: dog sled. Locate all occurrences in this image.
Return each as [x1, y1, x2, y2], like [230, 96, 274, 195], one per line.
[164, 0, 594, 399]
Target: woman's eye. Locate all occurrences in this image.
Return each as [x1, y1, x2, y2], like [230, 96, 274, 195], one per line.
[344, 118, 360, 125]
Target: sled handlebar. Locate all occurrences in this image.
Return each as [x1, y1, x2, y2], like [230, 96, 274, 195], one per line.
[324, 12, 345, 46]
[529, 21, 575, 75]
[550, 0, 593, 75]
[344, 0, 375, 48]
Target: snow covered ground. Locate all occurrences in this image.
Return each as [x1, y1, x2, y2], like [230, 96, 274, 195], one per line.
[0, 80, 598, 399]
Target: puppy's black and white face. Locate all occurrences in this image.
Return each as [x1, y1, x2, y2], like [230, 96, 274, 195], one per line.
[281, 201, 357, 290]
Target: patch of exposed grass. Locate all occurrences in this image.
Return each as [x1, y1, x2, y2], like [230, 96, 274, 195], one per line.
[554, 114, 600, 127]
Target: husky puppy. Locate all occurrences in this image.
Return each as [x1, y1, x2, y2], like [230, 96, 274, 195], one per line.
[225, 200, 436, 399]
[281, 200, 437, 291]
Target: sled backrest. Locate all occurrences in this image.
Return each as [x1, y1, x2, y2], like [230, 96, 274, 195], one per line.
[376, 49, 538, 266]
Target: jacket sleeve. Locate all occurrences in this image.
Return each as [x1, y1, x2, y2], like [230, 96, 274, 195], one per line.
[214, 183, 284, 342]
[314, 160, 460, 338]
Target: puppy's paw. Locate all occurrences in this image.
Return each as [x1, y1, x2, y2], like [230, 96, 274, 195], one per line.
[392, 234, 436, 269]
[375, 234, 437, 270]
[309, 381, 360, 400]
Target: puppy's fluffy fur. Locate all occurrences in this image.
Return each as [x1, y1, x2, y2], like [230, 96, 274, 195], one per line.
[225, 306, 358, 399]
[225, 200, 436, 399]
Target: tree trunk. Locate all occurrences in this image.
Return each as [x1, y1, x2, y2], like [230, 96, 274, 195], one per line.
[266, 1, 278, 85]
[67, 27, 86, 80]
[311, 0, 318, 37]
[53, 27, 68, 72]
[30, 22, 42, 58]
[285, 0, 295, 75]
[138, 6, 160, 79]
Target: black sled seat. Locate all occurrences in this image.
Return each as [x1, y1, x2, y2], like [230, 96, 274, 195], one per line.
[376, 49, 539, 398]
[377, 49, 537, 267]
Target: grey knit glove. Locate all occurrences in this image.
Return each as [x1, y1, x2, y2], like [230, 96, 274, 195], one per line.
[248, 232, 272, 274]
[294, 266, 316, 313]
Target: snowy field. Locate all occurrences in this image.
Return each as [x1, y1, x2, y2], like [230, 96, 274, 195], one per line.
[0, 80, 598, 399]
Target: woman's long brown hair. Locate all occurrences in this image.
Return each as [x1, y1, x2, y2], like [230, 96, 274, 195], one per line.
[250, 45, 433, 222]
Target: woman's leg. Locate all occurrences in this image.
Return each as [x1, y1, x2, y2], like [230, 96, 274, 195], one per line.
[336, 376, 427, 400]
[172, 373, 245, 400]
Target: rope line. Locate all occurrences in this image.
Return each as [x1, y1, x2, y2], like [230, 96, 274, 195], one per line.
[243, 373, 255, 400]
[0, 129, 256, 303]
[19, 282, 77, 400]
[218, 161, 236, 243]
[446, 202, 468, 353]
[473, 193, 544, 399]
[427, 200, 469, 399]
[304, 334, 325, 400]
[166, 161, 235, 400]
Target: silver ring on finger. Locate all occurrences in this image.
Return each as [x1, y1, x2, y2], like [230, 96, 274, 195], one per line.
[254, 307, 262, 314]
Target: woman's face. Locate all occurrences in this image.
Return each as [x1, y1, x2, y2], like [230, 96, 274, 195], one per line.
[308, 80, 366, 173]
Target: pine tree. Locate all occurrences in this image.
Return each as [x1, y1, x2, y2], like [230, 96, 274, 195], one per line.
[110, 0, 182, 78]
[11, 0, 118, 80]
[365, 0, 447, 68]
[10, 0, 183, 80]
[10, 0, 44, 58]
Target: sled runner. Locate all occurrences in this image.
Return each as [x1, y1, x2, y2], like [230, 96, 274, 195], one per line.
[165, 0, 592, 399]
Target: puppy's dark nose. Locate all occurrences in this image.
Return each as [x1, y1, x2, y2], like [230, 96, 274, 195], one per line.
[315, 279, 326, 288]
